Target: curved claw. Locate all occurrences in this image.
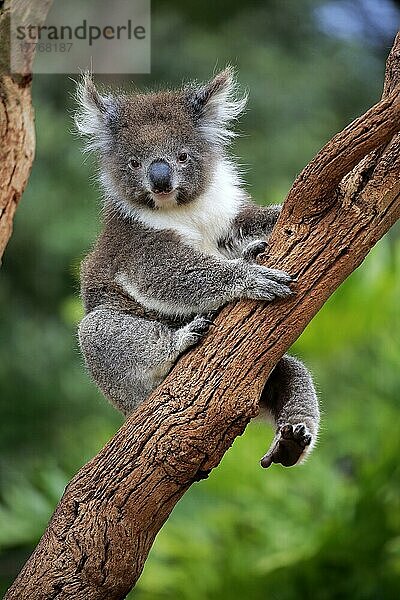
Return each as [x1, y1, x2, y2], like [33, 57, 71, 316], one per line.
[203, 318, 216, 326]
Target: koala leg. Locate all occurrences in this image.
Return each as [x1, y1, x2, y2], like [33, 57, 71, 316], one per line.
[259, 355, 320, 468]
[78, 309, 213, 416]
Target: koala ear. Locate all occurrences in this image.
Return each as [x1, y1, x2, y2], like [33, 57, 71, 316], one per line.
[75, 72, 117, 152]
[188, 67, 247, 144]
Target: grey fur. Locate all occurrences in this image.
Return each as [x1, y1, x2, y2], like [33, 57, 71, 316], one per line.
[76, 69, 320, 467]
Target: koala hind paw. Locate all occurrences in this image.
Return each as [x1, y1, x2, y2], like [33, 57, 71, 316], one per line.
[178, 316, 215, 351]
[260, 423, 312, 469]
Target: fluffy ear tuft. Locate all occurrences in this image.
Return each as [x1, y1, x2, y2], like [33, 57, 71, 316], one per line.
[74, 72, 117, 152]
[188, 67, 247, 145]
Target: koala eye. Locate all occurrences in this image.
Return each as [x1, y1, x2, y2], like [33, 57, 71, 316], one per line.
[128, 157, 141, 170]
[177, 151, 188, 163]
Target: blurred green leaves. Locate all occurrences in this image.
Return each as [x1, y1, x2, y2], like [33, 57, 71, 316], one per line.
[0, 463, 69, 549]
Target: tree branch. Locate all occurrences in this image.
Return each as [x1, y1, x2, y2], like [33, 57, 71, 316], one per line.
[0, 0, 52, 260]
[5, 33, 400, 600]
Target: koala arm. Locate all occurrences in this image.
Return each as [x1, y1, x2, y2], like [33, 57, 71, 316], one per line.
[231, 202, 281, 240]
[115, 227, 292, 317]
[217, 203, 281, 260]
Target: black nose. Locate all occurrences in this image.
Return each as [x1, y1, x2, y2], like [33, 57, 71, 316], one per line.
[148, 160, 173, 193]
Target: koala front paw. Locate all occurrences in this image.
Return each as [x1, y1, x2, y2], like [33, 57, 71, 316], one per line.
[177, 316, 214, 352]
[245, 264, 294, 302]
[260, 423, 312, 468]
[242, 239, 268, 262]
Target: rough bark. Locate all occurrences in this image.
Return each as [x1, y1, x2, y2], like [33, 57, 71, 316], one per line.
[0, 0, 52, 260]
[5, 34, 400, 600]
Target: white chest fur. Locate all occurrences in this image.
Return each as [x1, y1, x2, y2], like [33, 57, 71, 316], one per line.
[132, 159, 245, 256]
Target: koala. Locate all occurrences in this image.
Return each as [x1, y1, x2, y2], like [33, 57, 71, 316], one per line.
[75, 68, 320, 468]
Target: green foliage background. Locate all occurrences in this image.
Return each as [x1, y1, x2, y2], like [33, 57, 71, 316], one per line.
[1, 0, 400, 598]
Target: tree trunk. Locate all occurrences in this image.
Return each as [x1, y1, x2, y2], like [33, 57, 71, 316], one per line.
[5, 34, 400, 600]
[0, 0, 51, 260]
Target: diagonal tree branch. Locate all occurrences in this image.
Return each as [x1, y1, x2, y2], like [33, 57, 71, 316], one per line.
[5, 33, 400, 600]
[283, 89, 399, 211]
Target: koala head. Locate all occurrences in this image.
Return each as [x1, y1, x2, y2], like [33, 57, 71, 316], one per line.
[75, 68, 246, 213]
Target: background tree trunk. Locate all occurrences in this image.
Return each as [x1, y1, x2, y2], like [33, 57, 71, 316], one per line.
[5, 33, 400, 600]
[0, 0, 52, 260]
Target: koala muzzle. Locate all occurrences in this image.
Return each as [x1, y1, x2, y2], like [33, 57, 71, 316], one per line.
[148, 160, 173, 194]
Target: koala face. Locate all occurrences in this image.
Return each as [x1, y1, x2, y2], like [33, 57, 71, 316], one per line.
[76, 69, 246, 212]
[101, 91, 213, 210]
